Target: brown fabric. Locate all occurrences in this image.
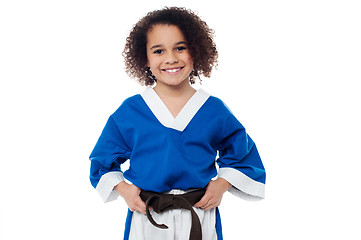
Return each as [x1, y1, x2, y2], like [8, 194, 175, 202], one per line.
[140, 189, 206, 240]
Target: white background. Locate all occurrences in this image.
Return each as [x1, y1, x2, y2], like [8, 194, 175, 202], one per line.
[1, 0, 360, 239]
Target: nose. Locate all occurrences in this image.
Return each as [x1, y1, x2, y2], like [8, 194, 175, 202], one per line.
[165, 51, 179, 64]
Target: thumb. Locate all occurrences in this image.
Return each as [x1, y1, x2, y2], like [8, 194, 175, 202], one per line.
[194, 194, 210, 208]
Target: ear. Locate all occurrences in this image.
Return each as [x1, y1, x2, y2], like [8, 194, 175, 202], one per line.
[146, 61, 150, 67]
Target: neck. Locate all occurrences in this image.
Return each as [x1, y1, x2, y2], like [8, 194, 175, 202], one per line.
[153, 81, 195, 98]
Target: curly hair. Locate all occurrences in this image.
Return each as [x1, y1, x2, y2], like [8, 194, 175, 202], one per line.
[123, 7, 218, 86]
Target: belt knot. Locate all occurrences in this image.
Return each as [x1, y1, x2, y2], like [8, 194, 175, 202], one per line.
[139, 189, 206, 240]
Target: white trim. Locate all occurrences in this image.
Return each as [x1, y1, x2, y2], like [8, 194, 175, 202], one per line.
[173, 89, 210, 131]
[141, 87, 174, 129]
[96, 171, 124, 203]
[140, 87, 210, 132]
[218, 167, 265, 201]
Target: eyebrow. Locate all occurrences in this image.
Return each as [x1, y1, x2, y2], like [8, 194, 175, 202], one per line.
[150, 41, 187, 50]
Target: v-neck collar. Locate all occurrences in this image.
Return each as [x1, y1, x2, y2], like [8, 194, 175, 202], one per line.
[140, 87, 210, 132]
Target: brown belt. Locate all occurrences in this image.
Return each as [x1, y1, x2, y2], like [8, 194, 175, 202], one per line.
[140, 189, 206, 240]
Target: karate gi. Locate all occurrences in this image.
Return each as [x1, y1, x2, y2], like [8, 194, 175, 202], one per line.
[89, 87, 266, 240]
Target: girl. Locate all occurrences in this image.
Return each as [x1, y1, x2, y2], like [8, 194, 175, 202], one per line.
[90, 7, 265, 240]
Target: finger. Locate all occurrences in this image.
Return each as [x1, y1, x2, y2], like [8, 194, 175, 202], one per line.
[202, 201, 217, 210]
[136, 197, 146, 209]
[200, 198, 215, 210]
[194, 195, 211, 208]
[201, 196, 221, 210]
[129, 205, 145, 215]
[202, 204, 213, 211]
[194, 197, 206, 208]
[204, 198, 222, 210]
[136, 205, 146, 215]
[135, 198, 147, 214]
[131, 202, 146, 215]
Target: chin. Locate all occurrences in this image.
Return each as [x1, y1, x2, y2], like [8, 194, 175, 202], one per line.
[158, 79, 189, 87]
[154, 75, 188, 85]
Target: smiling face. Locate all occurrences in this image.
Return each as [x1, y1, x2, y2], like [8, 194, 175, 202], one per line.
[146, 24, 194, 88]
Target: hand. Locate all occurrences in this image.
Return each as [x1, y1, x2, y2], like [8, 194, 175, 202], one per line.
[114, 182, 146, 215]
[194, 178, 231, 211]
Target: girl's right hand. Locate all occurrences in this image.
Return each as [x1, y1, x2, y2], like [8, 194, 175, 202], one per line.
[114, 181, 146, 215]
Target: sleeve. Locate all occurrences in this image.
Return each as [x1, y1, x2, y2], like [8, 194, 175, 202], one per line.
[89, 116, 131, 202]
[216, 115, 266, 201]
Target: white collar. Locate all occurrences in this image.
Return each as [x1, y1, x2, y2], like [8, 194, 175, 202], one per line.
[140, 87, 210, 131]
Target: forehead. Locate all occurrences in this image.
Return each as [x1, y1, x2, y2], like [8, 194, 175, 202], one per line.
[146, 24, 186, 46]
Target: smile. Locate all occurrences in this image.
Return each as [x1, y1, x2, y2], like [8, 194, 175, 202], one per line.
[162, 67, 184, 73]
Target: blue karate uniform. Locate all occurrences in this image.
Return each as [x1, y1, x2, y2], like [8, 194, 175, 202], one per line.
[90, 87, 266, 239]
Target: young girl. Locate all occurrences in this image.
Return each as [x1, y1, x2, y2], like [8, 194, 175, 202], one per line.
[90, 7, 266, 240]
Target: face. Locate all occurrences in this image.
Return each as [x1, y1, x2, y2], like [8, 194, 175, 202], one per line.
[146, 24, 194, 88]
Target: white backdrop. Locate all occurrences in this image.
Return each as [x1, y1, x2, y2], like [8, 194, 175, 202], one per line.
[1, 0, 360, 239]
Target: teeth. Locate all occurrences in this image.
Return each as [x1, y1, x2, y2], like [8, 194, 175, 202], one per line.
[165, 68, 181, 73]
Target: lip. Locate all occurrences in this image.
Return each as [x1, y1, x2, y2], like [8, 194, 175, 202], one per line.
[161, 66, 184, 74]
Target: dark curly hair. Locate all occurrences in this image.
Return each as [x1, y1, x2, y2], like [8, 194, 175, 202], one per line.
[123, 7, 218, 86]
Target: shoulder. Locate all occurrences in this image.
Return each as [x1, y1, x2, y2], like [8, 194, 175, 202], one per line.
[121, 94, 143, 107]
[203, 90, 233, 116]
[111, 93, 143, 118]
[203, 90, 244, 126]
[205, 93, 246, 132]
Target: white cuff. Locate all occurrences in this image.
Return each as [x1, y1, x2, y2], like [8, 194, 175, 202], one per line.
[96, 171, 124, 203]
[218, 167, 265, 201]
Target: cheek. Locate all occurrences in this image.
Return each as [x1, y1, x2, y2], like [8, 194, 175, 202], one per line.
[146, 51, 159, 69]
[147, 56, 158, 69]
[187, 55, 194, 68]
[147, 58, 154, 69]
[185, 51, 193, 64]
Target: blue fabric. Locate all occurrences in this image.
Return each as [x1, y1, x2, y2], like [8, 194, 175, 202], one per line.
[123, 210, 133, 240]
[215, 207, 223, 240]
[89, 93, 265, 239]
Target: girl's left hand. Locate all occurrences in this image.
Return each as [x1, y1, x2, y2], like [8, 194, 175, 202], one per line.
[194, 178, 232, 211]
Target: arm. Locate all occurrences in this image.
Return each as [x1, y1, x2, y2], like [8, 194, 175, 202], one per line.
[89, 116, 131, 202]
[216, 115, 266, 201]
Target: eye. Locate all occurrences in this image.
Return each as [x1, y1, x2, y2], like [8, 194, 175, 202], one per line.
[153, 49, 163, 54]
[176, 46, 187, 51]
